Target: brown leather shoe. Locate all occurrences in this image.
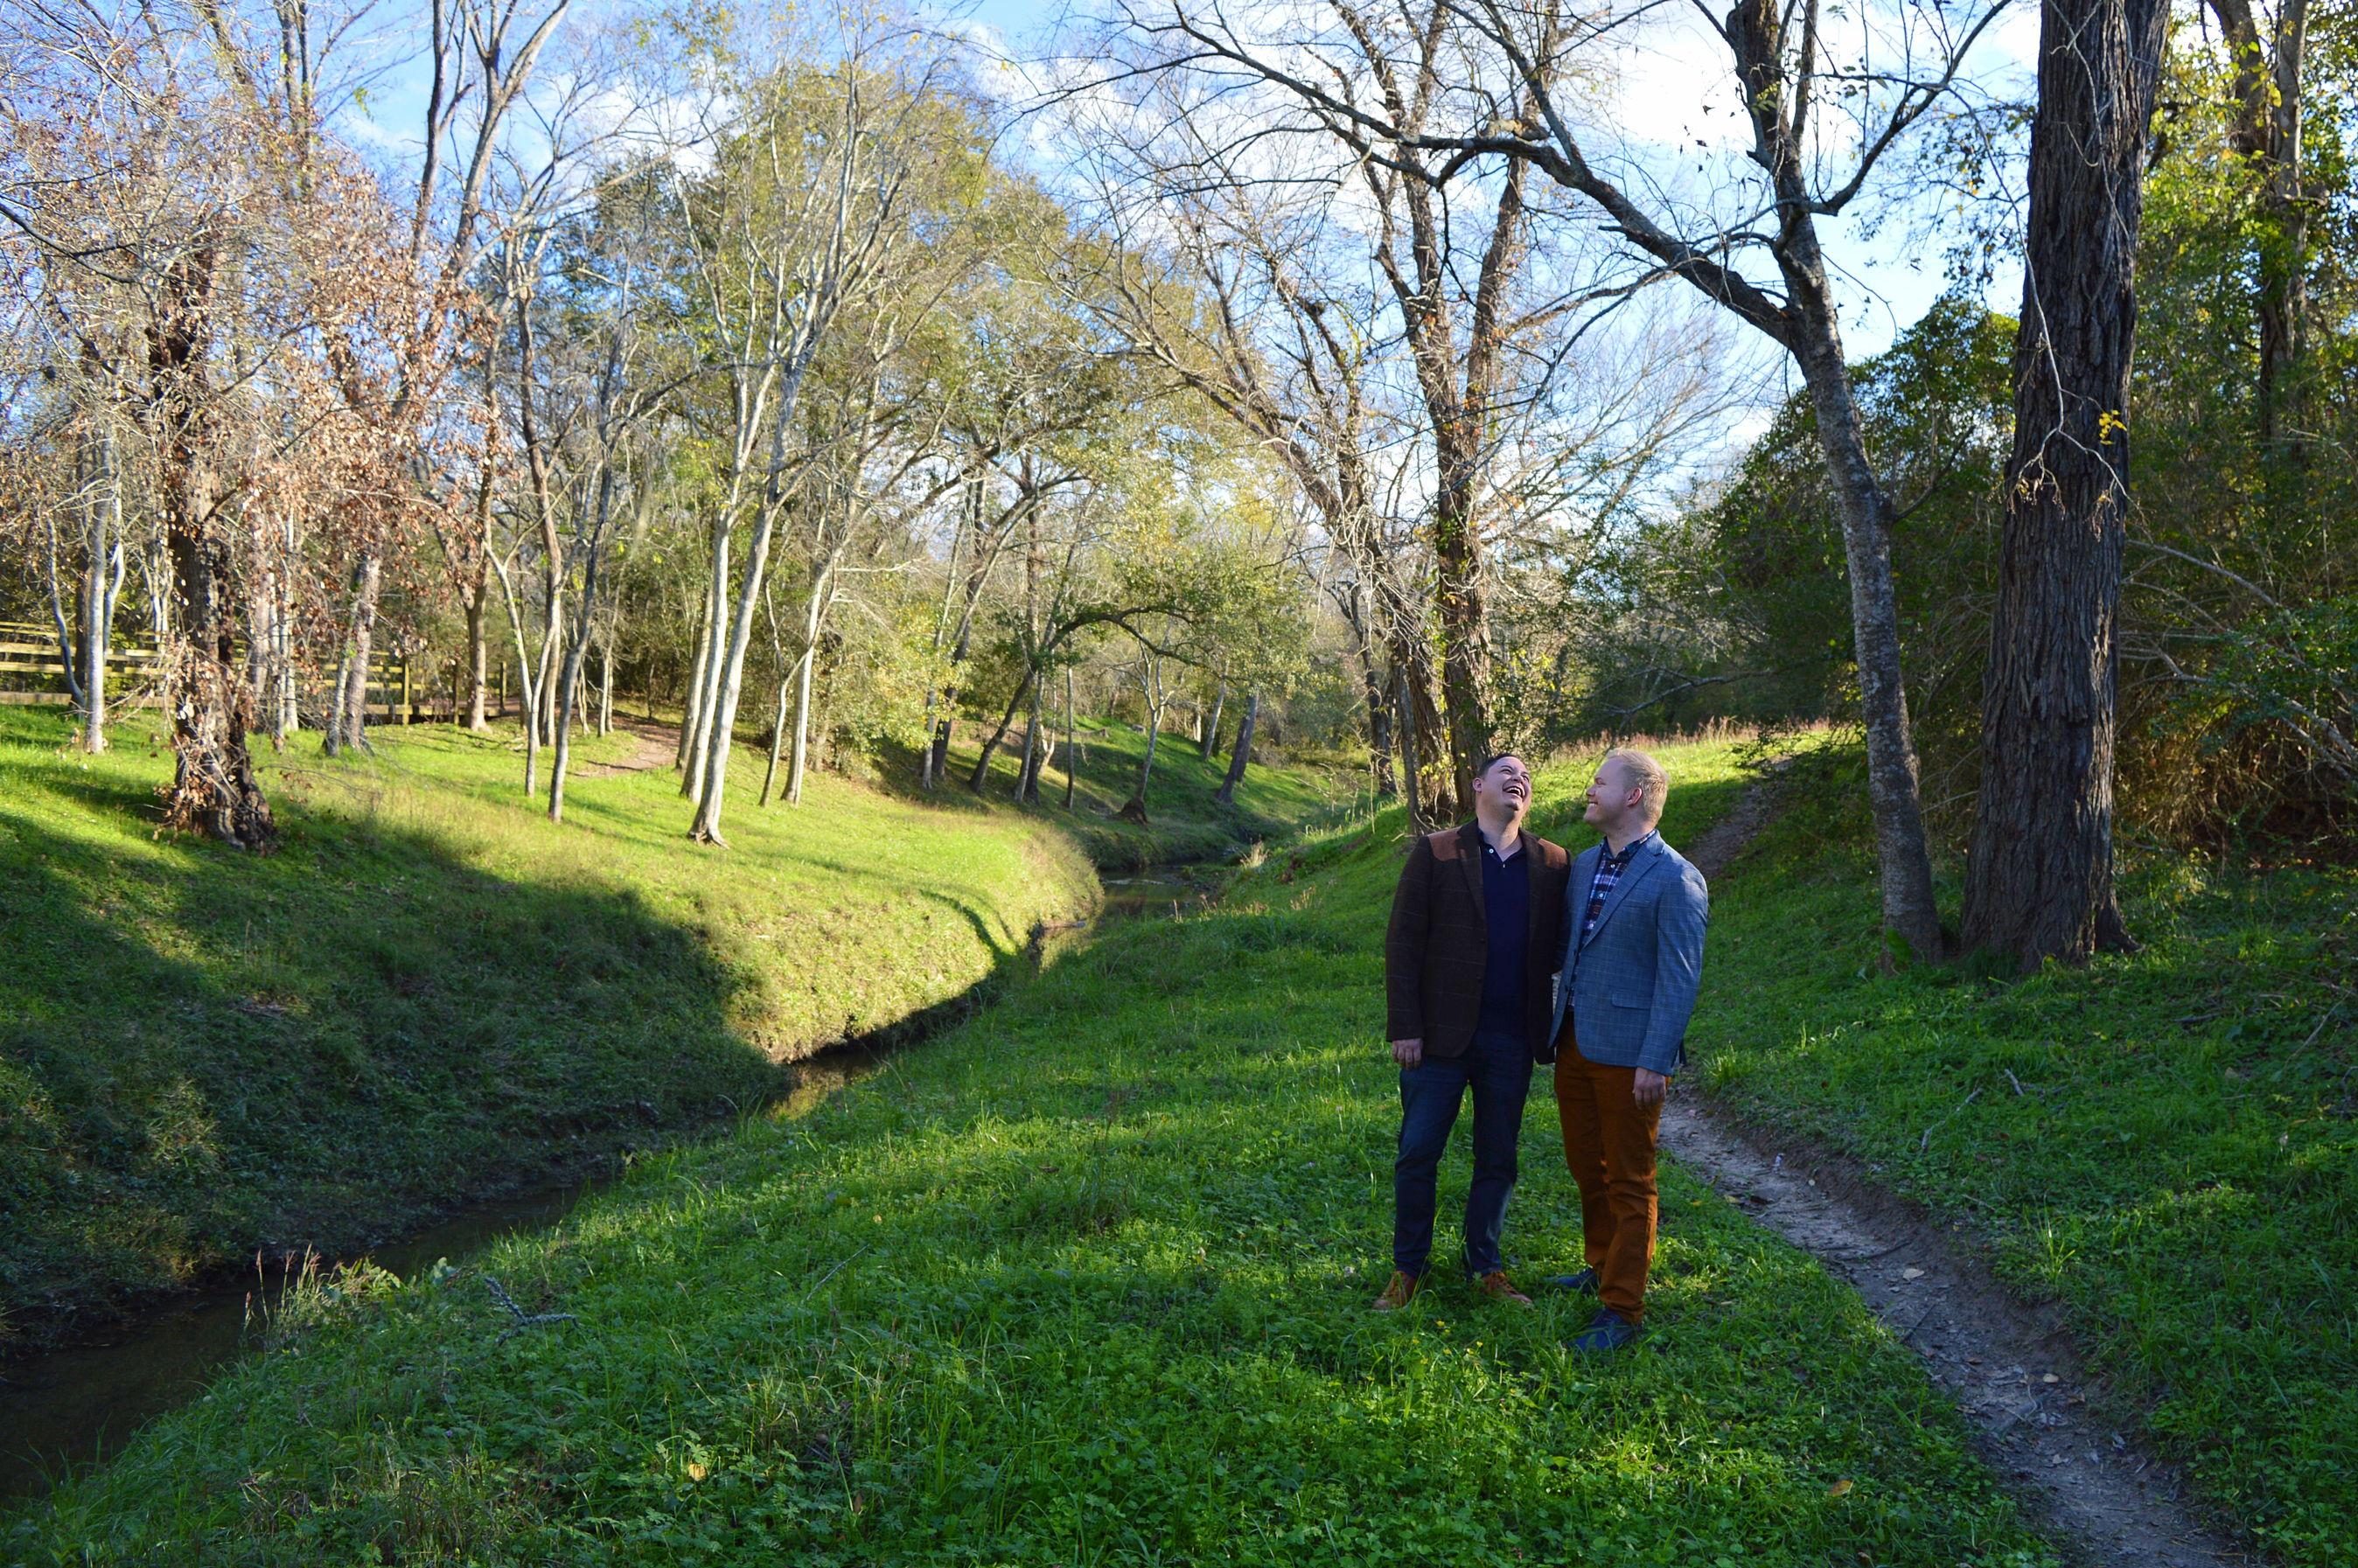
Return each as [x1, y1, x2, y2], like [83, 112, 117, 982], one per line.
[1476, 1270, 1532, 1307]
[1371, 1269, 1423, 1311]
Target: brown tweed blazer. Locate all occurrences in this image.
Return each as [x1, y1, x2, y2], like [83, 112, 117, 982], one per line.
[1383, 821, 1572, 1060]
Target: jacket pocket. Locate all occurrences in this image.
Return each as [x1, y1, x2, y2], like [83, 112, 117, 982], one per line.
[1608, 991, 1649, 1008]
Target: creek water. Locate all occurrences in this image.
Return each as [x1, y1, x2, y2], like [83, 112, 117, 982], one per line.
[0, 868, 1214, 1504]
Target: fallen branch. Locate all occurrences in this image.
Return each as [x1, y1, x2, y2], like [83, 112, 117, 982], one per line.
[1920, 1087, 1984, 1153]
[485, 1275, 577, 1342]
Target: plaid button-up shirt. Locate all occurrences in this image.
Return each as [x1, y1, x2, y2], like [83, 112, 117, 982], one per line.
[1574, 830, 1657, 959]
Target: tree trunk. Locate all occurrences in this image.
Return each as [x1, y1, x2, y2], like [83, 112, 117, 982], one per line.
[1785, 315, 1945, 960]
[463, 579, 490, 729]
[966, 670, 1034, 792]
[1214, 693, 1258, 806]
[1201, 681, 1226, 761]
[759, 659, 792, 807]
[784, 645, 817, 806]
[157, 403, 274, 848]
[1015, 674, 1046, 804]
[678, 561, 717, 775]
[338, 552, 383, 756]
[548, 539, 604, 826]
[1961, 0, 2166, 969]
[1062, 666, 1078, 809]
[598, 638, 614, 735]
[2208, 0, 2312, 449]
[80, 429, 122, 755]
[1360, 655, 1395, 800]
[926, 717, 954, 791]
[689, 484, 792, 844]
[1122, 711, 1162, 820]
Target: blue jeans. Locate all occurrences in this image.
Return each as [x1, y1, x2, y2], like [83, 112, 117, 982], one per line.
[1392, 1028, 1533, 1278]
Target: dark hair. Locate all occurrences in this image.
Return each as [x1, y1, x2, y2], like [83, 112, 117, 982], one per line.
[1474, 751, 1527, 779]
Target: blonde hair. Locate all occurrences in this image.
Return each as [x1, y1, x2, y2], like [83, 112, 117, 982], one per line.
[1603, 747, 1670, 821]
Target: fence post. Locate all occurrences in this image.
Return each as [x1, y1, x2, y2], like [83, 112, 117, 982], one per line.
[400, 658, 411, 725]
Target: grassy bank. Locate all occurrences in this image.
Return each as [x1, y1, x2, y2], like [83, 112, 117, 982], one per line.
[0, 708, 1102, 1350]
[9, 740, 2055, 1565]
[945, 715, 1344, 870]
[1690, 740, 2357, 1565]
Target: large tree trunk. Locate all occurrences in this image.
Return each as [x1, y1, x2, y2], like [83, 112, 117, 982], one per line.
[153, 254, 275, 849]
[1428, 462, 1492, 813]
[1214, 692, 1258, 806]
[1961, 0, 2166, 969]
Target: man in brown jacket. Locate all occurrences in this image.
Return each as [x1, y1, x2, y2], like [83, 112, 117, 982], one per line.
[1374, 753, 1572, 1310]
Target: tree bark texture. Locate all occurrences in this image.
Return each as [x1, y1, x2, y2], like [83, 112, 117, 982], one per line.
[1962, 0, 2167, 968]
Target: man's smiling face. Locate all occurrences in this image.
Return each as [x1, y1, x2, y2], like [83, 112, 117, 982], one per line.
[1475, 755, 1531, 819]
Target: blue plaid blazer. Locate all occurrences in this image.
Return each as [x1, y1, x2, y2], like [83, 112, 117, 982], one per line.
[1544, 834, 1709, 1077]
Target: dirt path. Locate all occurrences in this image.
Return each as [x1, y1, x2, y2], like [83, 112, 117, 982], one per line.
[573, 720, 678, 779]
[1667, 775, 2254, 1566]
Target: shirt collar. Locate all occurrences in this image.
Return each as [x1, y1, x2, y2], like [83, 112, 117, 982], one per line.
[1598, 828, 1657, 868]
[1476, 821, 1524, 861]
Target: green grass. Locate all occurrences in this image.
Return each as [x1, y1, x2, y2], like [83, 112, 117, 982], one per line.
[943, 717, 1348, 871]
[1688, 738, 2358, 1565]
[5, 741, 2055, 1565]
[0, 707, 1103, 1350]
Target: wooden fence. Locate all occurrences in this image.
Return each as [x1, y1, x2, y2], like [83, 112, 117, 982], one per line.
[0, 618, 460, 721]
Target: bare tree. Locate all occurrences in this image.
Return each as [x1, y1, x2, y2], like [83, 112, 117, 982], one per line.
[670, 33, 954, 846]
[1116, 0, 2011, 955]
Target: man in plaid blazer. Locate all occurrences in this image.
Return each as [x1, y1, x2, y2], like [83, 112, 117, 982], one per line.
[1543, 748, 1709, 1353]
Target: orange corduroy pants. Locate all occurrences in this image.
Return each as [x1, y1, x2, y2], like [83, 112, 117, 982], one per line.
[1553, 1040, 1662, 1323]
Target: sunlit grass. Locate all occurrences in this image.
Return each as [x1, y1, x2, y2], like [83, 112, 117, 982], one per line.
[1690, 735, 2358, 1565]
[0, 707, 1108, 1348]
[5, 739, 2054, 1565]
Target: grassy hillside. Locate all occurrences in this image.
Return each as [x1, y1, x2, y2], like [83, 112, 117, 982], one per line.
[8, 740, 2056, 1566]
[1689, 739, 2357, 1565]
[0, 708, 1100, 1350]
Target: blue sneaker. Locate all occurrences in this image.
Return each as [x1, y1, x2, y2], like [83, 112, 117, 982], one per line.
[1570, 1307, 1641, 1355]
[1545, 1268, 1600, 1296]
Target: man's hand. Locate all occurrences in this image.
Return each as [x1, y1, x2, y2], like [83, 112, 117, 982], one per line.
[1631, 1067, 1669, 1107]
[1392, 1037, 1424, 1069]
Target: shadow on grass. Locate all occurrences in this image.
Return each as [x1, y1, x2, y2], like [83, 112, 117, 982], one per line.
[0, 715, 1071, 1355]
[0, 785, 791, 1352]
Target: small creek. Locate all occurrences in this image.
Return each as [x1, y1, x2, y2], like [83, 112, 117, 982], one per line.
[0, 866, 1215, 1503]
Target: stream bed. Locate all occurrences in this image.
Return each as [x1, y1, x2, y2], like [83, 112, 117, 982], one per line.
[0, 867, 1217, 1504]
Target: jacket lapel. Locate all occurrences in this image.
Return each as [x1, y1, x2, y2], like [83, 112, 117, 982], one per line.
[1581, 838, 1666, 948]
[1563, 845, 1598, 963]
[1455, 824, 1486, 936]
[1523, 838, 1548, 951]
